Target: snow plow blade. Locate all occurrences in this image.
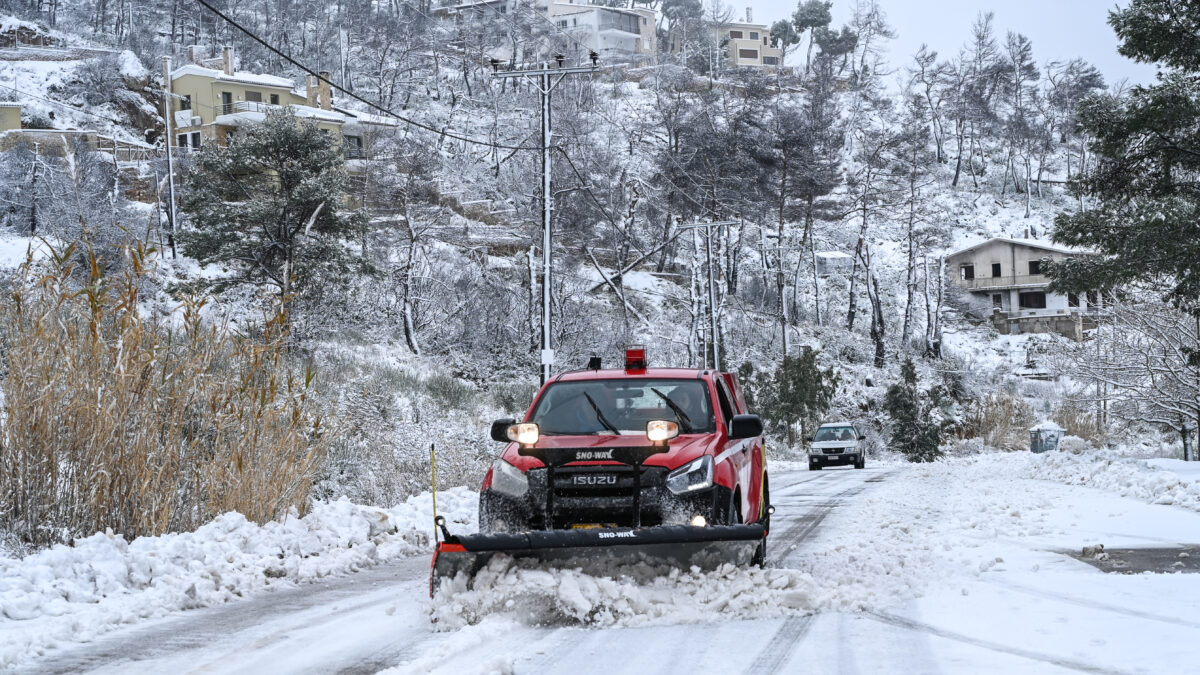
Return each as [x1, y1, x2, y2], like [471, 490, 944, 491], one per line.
[430, 523, 765, 595]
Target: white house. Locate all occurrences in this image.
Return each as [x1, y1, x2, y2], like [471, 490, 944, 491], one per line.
[946, 237, 1099, 339]
[434, 0, 656, 61]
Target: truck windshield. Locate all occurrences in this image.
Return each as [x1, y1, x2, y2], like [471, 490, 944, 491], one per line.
[530, 379, 715, 436]
[815, 426, 856, 442]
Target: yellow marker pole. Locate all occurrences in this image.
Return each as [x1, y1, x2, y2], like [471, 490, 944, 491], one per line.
[430, 442, 439, 543]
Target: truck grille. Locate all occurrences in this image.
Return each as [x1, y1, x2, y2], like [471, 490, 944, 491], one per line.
[528, 464, 671, 528]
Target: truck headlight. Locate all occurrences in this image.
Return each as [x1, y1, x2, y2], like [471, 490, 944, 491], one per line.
[666, 456, 713, 494]
[491, 458, 529, 498]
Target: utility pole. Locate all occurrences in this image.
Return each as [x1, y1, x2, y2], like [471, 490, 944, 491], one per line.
[680, 219, 736, 370]
[161, 55, 178, 259]
[492, 53, 598, 384]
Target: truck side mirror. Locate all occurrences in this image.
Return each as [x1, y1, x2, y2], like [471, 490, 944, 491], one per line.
[490, 418, 517, 442]
[728, 414, 763, 440]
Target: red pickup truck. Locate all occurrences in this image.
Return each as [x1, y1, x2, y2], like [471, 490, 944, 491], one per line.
[430, 348, 771, 591]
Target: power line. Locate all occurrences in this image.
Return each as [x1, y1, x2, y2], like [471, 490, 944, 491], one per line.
[191, 0, 543, 152]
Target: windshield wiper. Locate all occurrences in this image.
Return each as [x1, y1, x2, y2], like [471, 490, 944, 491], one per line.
[583, 392, 621, 435]
[651, 388, 693, 433]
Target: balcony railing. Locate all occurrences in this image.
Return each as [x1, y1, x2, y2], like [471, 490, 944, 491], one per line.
[957, 274, 1047, 290]
[218, 100, 279, 116]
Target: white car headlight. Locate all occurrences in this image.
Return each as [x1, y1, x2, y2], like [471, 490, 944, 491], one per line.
[491, 458, 529, 498]
[666, 456, 713, 495]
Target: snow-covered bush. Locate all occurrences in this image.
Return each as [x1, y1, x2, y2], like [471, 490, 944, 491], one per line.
[1057, 435, 1090, 454]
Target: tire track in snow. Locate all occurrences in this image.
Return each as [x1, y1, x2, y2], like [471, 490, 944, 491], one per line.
[744, 614, 815, 674]
[867, 611, 1133, 675]
[773, 470, 891, 566]
[984, 579, 1200, 630]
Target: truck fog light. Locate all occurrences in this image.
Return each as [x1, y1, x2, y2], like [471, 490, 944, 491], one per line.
[691, 515, 707, 527]
[647, 419, 680, 444]
[506, 422, 540, 446]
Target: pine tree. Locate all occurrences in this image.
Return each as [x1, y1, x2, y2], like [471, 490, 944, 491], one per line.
[179, 110, 369, 318]
[1050, 0, 1200, 312]
[883, 358, 941, 462]
[764, 347, 839, 446]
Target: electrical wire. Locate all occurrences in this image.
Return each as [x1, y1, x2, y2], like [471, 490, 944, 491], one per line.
[192, 0, 544, 152]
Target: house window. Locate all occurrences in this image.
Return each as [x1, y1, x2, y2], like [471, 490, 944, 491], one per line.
[245, 91, 262, 103]
[1019, 291, 1047, 309]
[1028, 259, 1042, 275]
[181, 94, 192, 111]
[1087, 290, 1100, 307]
[270, 93, 279, 105]
[992, 262, 1002, 277]
[642, 17, 646, 24]
[343, 134, 363, 158]
[960, 264, 975, 281]
[176, 133, 187, 148]
[221, 91, 233, 115]
[1068, 292, 1080, 308]
[558, 19, 567, 28]
[738, 48, 758, 59]
[572, 17, 577, 26]
[729, 30, 743, 39]
[189, 132, 201, 148]
[749, 31, 759, 40]
[992, 294, 1003, 308]
[499, 4, 506, 12]
[762, 56, 778, 65]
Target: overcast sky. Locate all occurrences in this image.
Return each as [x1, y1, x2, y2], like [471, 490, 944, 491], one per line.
[743, 0, 1158, 87]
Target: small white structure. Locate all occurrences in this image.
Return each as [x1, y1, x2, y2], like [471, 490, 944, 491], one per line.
[815, 251, 853, 277]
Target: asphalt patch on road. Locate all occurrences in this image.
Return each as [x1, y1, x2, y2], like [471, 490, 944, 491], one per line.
[1069, 545, 1200, 574]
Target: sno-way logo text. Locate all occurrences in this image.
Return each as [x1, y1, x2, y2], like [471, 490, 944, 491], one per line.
[597, 531, 636, 539]
[573, 450, 613, 460]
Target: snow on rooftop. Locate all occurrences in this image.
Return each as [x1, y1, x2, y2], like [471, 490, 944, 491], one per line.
[948, 236, 1093, 258]
[170, 63, 295, 89]
[1, 14, 42, 33]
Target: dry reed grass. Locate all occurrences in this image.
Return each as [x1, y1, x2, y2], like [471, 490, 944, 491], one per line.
[958, 392, 1037, 451]
[0, 239, 329, 546]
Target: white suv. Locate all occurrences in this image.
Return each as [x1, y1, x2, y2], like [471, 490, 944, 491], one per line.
[808, 422, 865, 470]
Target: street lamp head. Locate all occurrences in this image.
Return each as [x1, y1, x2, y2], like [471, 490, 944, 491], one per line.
[554, 53, 565, 68]
[589, 51, 599, 66]
[489, 58, 501, 72]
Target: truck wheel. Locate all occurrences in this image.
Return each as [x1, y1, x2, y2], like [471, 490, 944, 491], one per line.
[854, 457, 865, 469]
[752, 480, 770, 567]
[716, 490, 742, 526]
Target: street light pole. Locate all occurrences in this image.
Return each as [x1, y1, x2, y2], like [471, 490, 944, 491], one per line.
[492, 54, 598, 384]
[680, 219, 736, 370]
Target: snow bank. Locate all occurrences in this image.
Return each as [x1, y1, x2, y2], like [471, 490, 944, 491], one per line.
[1023, 450, 1200, 512]
[0, 488, 476, 668]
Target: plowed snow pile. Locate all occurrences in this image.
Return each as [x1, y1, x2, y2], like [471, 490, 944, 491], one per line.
[0, 488, 476, 668]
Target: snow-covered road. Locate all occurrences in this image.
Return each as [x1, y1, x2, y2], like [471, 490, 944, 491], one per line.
[10, 456, 1200, 674]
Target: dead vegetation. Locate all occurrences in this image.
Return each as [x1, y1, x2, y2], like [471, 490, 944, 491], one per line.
[958, 392, 1036, 451]
[0, 239, 329, 546]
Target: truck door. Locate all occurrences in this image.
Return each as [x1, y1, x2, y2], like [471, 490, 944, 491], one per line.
[715, 380, 755, 523]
